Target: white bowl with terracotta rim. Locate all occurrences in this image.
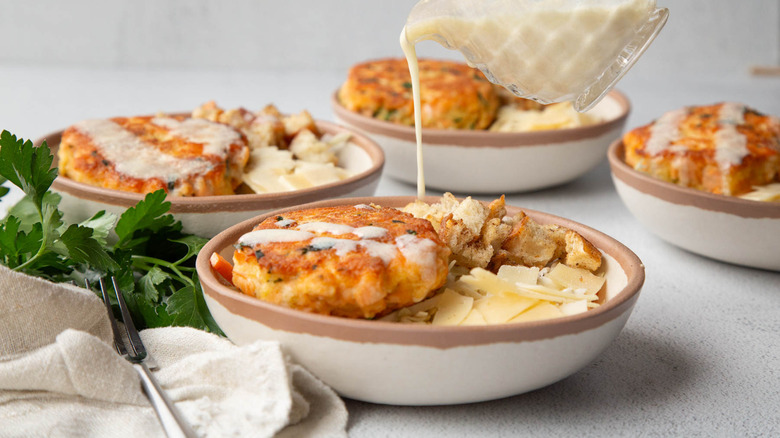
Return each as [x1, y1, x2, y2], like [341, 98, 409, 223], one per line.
[331, 90, 630, 194]
[195, 195, 645, 405]
[35, 120, 384, 237]
[608, 140, 780, 271]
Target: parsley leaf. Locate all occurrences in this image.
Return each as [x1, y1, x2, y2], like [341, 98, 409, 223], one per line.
[78, 210, 117, 247]
[6, 192, 62, 233]
[170, 235, 209, 265]
[0, 131, 57, 208]
[60, 224, 120, 271]
[166, 285, 207, 328]
[0, 176, 8, 198]
[114, 190, 175, 250]
[138, 266, 167, 302]
[166, 281, 223, 335]
[0, 216, 22, 267]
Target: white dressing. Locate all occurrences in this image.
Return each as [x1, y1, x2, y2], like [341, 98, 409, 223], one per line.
[74, 119, 215, 181]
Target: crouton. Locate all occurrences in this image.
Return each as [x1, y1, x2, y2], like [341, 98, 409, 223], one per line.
[289, 129, 339, 165]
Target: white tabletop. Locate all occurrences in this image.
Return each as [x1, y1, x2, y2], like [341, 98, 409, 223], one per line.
[1, 66, 778, 437]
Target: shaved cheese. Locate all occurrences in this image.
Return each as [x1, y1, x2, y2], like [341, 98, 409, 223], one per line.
[497, 264, 540, 285]
[509, 302, 564, 323]
[546, 263, 606, 295]
[560, 300, 589, 316]
[489, 102, 600, 133]
[459, 309, 488, 326]
[392, 257, 605, 326]
[431, 289, 473, 326]
[279, 173, 313, 190]
[739, 183, 780, 202]
[474, 294, 538, 324]
[294, 162, 350, 186]
[459, 268, 518, 295]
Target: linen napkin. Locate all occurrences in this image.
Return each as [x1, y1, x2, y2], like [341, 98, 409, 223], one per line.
[0, 265, 348, 438]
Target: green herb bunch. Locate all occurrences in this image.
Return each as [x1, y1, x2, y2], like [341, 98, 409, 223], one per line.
[0, 130, 222, 334]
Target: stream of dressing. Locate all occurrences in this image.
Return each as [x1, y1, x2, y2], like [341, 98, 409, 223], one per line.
[399, 33, 426, 200]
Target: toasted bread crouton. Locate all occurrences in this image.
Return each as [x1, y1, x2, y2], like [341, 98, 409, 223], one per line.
[401, 193, 461, 234]
[192, 101, 253, 130]
[498, 214, 601, 272]
[403, 193, 602, 272]
[283, 110, 321, 139]
[499, 213, 563, 268]
[289, 129, 339, 165]
[218, 107, 254, 130]
[562, 230, 602, 271]
[439, 197, 489, 267]
[192, 100, 222, 122]
[257, 104, 283, 119]
[245, 116, 286, 149]
[450, 196, 489, 236]
[405, 195, 514, 269]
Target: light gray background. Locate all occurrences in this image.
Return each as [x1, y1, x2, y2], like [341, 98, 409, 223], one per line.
[0, 0, 778, 75]
[1, 1, 779, 437]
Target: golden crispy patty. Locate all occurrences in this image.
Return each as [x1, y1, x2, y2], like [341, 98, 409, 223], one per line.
[58, 115, 250, 196]
[624, 103, 780, 196]
[338, 57, 500, 130]
[231, 204, 451, 319]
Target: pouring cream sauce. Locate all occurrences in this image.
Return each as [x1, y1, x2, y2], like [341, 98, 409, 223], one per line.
[399, 34, 426, 199]
[400, 0, 662, 198]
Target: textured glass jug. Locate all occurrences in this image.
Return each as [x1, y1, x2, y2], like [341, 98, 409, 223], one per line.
[401, 0, 669, 111]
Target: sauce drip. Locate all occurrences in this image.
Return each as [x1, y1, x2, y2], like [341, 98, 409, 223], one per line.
[74, 119, 215, 181]
[151, 117, 241, 156]
[645, 108, 687, 156]
[238, 229, 314, 246]
[399, 32, 426, 200]
[714, 103, 748, 195]
[237, 219, 437, 271]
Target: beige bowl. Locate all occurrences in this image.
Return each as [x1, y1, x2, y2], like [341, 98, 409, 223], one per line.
[36, 120, 384, 237]
[332, 90, 630, 194]
[196, 196, 645, 405]
[608, 140, 780, 271]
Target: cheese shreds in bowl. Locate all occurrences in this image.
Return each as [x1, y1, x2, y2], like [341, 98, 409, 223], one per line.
[489, 101, 601, 132]
[381, 262, 605, 325]
[738, 183, 780, 202]
[382, 193, 607, 326]
[192, 101, 354, 194]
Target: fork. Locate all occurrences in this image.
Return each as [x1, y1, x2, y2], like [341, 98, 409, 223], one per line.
[90, 277, 197, 438]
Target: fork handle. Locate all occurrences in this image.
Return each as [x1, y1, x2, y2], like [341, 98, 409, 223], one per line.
[134, 362, 198, 438]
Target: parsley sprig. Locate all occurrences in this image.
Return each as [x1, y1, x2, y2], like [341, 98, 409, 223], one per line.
[0, 130, 221, 334]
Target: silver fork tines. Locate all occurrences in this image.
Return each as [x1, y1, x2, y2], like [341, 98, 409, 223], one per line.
[90, 277, 197, 438]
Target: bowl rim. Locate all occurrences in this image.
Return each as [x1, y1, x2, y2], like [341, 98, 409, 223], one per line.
[196, 195, 646, 348]
[608, 139, 780, 219]
[330, 89, 631, 146]
[35, 119, 385, 214]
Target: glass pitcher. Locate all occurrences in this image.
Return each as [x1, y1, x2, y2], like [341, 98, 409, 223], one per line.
[402, 0, 669, 111]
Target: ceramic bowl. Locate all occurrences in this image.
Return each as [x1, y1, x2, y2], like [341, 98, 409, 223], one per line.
[196, 196, 645, 405]
[331, 90, 630, 194]
[608, 140, 780, 271]
[36, 120, 384, 237]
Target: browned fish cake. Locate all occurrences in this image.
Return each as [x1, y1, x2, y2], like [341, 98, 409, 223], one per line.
[58, 115, 250, 196]
[623, 103, 780, 196]
[338, 57, 500, 130]
[231, 204, 451, 319]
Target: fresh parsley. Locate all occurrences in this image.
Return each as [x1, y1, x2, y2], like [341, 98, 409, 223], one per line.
[0, 130, 222, 334]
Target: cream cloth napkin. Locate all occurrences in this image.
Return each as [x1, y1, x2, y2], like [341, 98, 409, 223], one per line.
[0, 265, 348, 438]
